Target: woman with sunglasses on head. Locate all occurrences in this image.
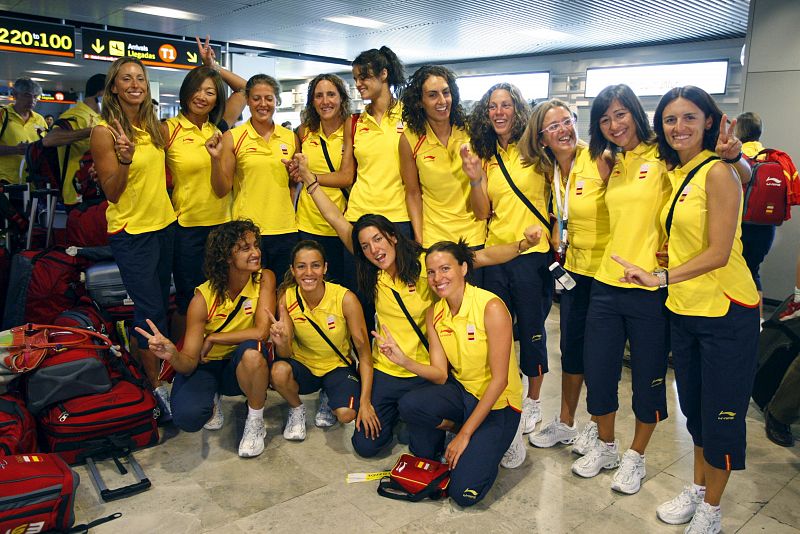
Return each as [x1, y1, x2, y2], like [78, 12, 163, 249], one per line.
[289, 153, 541, 460]
[268, 240, 378, 442]
[206, 74, 299, 279]
[518, 99, 611, 453]
[287, 74, 355, 285]
[377, 240, 522, 507]
[461, 83, 553, 436]
[614, 86, 757, 534]
[399, 65, 486, 283]
[90, 57, 176, 418]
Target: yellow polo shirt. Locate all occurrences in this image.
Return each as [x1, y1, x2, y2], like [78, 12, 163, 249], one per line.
[373, 255, 434, 378]
[346, 103, 409, 223]
[553, 145, 609, 276]
[404, 123, 486, 247]
[0, 105, 47, 184]
[594, 142, 671, 289]
[663, 150, 759, 316]
[296, 126, 347, 236]
[96, 121, 175, 235]
[230, 120, 297, 235]
[285, 282, 352, 376]
[433, 284, 522, 411]
[484, 141, 551, 252]
[55, 101, 100, 205]
[197, 275, 262, 361]
[166, 113, 231, 227]
[742, 141, 765, 159]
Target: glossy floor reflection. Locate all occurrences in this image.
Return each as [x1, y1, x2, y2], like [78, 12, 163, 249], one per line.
[73, 304, 800, 533]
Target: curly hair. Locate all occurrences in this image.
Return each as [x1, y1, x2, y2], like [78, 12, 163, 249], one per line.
[589, 84, 655, 160]
[401, 65, 466, 137]
[519, 99, 573, 177]
[654, 85, 723, 168]
[467, 83, 530, 161]
[204, 220, 262, 303]
[101, 57, 165, 147]
[301, 74, 351, 133]
[276, 240, 328, 296]
[351, 214, 423, 304]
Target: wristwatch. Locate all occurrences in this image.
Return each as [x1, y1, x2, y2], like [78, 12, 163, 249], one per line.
[652, 269, 668, 288]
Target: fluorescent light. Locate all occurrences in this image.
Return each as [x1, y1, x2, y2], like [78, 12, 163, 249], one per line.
[40, 61, 81, 68]
[325, 15, 385, 29]
[149, 66, 178, 72]
[517, 28, 571, 41]
[29, 78, 49, 82]
[28, 70, 59, 75]
[231, 39, 276, 49]
[124, 5, 202, 21]
[160, 93, 176, 97]
[584, 60, 729, 97]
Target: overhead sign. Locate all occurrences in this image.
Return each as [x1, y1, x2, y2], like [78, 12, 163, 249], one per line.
[82, 28, 221, 70]
[0, 16, 75, 57]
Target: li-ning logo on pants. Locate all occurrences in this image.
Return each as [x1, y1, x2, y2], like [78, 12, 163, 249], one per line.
[462, 488, 479, 499]
[718, 411, 736, 421]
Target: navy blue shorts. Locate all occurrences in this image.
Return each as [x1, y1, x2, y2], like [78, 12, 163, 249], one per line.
[299, 231, 346, 286]
[173, 224, 213, 314]
[108, 223, 175, 347]
[740, 223, 775, 291]
[273, 357, 360, 412]
[559, 271, 593, 375]
[351, 369, 428, 458]
[670, 303, 759, 470]
[583, 281, 669, 423]
[170, 340, 269, 432]
[260, 232, 299, 281]
[398, 378, 520, 507]
[483, 251, 553, 377]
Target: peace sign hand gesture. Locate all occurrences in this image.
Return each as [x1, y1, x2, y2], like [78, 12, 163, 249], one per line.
[134, 319, 177, 362]
[371, 325, 410, 368]
[195, 35, 216, 67]
[112, 119, 135, 163]
[715, 114, 742, 161]
[267, 308, 291, 347]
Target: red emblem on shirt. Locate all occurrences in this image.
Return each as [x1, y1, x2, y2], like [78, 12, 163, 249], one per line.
[423, 155, 436, 161]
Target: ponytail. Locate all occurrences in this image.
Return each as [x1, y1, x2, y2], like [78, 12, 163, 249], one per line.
[353, 46, 406, 100]
[426, 239, 474, 276]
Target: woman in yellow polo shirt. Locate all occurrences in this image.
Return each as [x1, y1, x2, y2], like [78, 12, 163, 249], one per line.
[207, 74, 298, 278]
[136, 219, 275, 458]
[268, 240, 379, 442]
[289, 155, 541, 458]
[614, 86, 757, 534]
[293, 74, 355, 284]
[518, 99, 611, 453]
[399, 65, 486, 283]
[461, 83, 553, 436]
[376, 240, 523, 507]
[90, 57, 177, 419]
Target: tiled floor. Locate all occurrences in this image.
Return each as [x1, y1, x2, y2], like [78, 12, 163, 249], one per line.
[73, 305, 800, 533]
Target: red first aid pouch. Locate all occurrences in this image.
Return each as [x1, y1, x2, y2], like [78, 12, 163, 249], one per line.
[377, 453, 450, 502]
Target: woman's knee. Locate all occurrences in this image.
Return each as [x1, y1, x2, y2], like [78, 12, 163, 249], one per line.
[270, 360, 293, 386]
[335, 408, 356, 424]
[240, 349, 266, 372]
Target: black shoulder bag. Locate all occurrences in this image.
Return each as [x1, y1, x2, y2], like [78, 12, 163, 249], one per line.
[389, 288, 429, 352]
[319, 137, 350, 200]
[664, 156, 719, 237]
[494, 149, 551, 230]
[295, 286, 357, 371]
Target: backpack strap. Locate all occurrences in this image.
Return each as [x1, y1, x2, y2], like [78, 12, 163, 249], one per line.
[665, 156, 719, 236]
[377, 469, 449, 502]
[0, 106, 9, 140]
[389, 288, 429, 351]
[294, 286, 356, 370]
[212, 296, 246, 334]
[494, 149, 551, 229]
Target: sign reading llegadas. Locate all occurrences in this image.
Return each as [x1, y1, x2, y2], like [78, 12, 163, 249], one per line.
[82, 28, 222, 70]
[0, 16, 75, 57]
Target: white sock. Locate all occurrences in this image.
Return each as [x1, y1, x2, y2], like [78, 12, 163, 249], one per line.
[692, 483, 706, 495]
[794, 287, 800, 303]
[247, 405, 264, 420]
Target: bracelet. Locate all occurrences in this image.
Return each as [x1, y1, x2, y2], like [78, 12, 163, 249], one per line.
[118, 159, 132, 165]
[469, 177, 482, 188]
[306, 176, 319, 191]
[723, 152, 742, 164]
[307, 182, 320, 195]
[517, 239, 526, 254]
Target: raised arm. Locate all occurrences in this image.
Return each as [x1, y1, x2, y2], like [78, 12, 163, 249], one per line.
[343, 290, 381, 438]
[207, 130, 236, 197]
[399, 135, 423, 244]
[462, 145, 491, 220]
[90, 120, 133, 203]
[311, 118, 356, 189]
[473, 225, 543, 268]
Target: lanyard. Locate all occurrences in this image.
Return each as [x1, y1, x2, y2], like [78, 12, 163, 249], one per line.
[553, 161, 574, 244]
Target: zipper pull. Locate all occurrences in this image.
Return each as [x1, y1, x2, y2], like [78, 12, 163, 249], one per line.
[58, 406, 69, 422]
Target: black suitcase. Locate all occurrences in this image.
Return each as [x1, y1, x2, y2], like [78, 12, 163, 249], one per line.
[752, 297, 800, 410]
[84, 261, 176, 309]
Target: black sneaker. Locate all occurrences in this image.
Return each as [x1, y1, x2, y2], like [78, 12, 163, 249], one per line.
[765, 410, 795, 447]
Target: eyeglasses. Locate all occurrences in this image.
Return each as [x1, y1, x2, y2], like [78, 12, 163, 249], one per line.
[540, 117, 576, 134]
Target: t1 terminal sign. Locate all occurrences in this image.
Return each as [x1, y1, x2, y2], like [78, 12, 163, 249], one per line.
[82, 29, 221, 70]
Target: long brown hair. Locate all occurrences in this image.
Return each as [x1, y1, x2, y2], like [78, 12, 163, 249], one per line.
[101, 57, 165, 147]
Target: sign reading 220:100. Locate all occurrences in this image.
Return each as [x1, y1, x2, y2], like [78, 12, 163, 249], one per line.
[0, 16, 75, 57]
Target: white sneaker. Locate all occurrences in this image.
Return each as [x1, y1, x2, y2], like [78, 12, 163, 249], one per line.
[572, 421, 598, 455]
[238, 416, 266, 457]
[314, 391, 337, 428]
[571, 438, 620, 478]
[283, 404, 306, 441]
[500, 419, 526, 469]
[657, 486, 705, 525]
[203, 394, 224, 430]
[684, 502, 721, 534]
[611, 449, 646, 494]
[153, 385, 172, 422]
[521, 397, 542, 434]
[529, 416, 578, 448]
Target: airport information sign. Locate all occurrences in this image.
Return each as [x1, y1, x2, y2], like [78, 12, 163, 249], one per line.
[82, 28, 221, 70]
[0, 16, 75, 57]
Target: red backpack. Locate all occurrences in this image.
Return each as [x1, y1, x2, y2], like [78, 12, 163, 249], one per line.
[742, 149, 800, 225]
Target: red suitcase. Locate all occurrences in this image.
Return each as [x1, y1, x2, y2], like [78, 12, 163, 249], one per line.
[0, 392, 37, 455]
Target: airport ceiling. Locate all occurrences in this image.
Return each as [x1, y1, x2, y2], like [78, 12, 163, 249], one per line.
[1, 0, 750, 96]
